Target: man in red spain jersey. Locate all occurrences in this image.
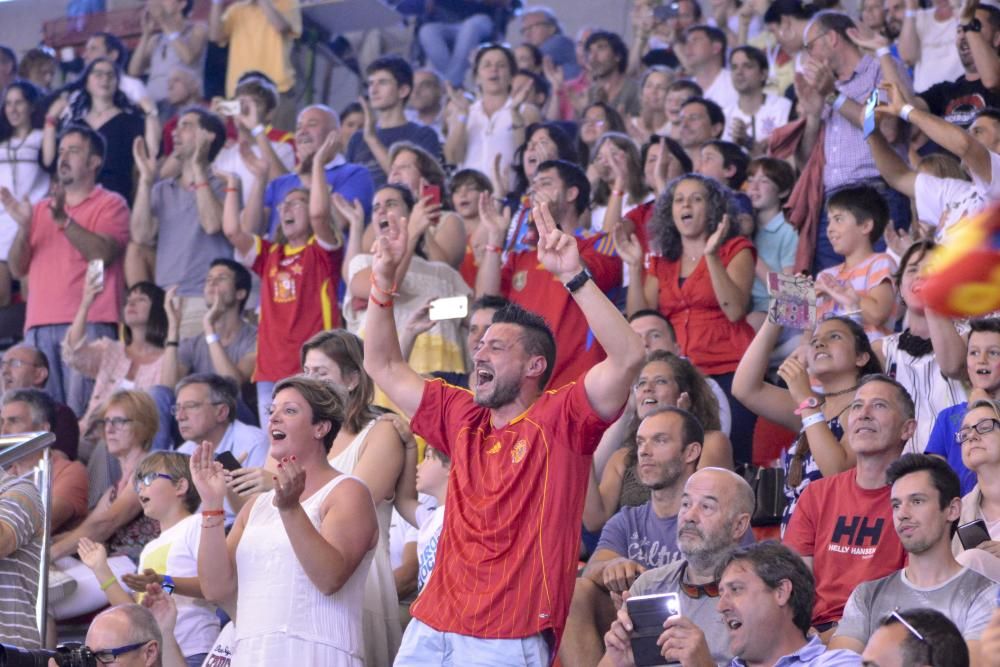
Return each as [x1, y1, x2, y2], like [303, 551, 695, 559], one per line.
[364, 198, 645, 664]
[476, 159, 623, 390]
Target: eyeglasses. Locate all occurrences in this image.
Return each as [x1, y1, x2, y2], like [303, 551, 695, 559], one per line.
[956, 417, 1000, 444]
[0, 359, 36, 370]
[520, 22, 549, 35]
[97, 417, 134, 431]
[92, 640, 153, 664]
[803, 30, 830, 53]
[889, 610, 933, 665]
[679, 563, 719, 598]
[170, 401, 222, 416]
[134, 472, 174, 494]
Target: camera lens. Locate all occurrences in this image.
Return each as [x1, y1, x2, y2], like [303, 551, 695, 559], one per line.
[0, 643, 58, 667]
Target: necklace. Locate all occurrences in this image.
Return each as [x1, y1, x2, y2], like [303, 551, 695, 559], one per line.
[824, 383, 859, 399]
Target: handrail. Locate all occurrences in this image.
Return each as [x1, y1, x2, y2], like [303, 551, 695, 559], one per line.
[0, 431, 55, 644]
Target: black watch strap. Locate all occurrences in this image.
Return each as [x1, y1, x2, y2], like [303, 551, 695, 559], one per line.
[564, 267, 592, 293]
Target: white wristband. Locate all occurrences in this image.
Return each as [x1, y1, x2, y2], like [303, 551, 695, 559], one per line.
[800, 412, 827, 431]
[832, 93, 847, 112]
[205, 333, 220, 345]
[166, 31, 180, 41]
[251, 124, 265, 138]
[875, 46, 891, 58]
[904, 9, 917, 18]
[900, 103, 915, 122]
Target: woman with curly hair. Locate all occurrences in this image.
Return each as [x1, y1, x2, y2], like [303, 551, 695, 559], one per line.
[584, 350, 732, 532]
[618, 174, 756, 464]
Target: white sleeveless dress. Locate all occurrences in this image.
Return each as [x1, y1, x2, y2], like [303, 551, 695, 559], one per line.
[329, 420, 402, 666]
[232, 474, 374, 666]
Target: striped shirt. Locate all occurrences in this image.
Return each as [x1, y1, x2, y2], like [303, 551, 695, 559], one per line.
[816, 253, 897, 340]
[409, 377, 616, 644]
[0, 473, 43, 648]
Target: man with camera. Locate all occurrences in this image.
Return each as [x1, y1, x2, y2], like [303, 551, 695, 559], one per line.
[600, 467, 755, 667]
[829, 454, 996, 664]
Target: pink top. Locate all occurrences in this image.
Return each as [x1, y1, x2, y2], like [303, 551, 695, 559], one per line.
[62, 336, 164, 434]
[25, 186, 130, 330]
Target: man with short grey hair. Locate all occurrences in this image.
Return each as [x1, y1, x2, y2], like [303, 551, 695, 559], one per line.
[520, 6, 580, 78]
[84, 603, 165, 667]
[601, 467, 756, 667]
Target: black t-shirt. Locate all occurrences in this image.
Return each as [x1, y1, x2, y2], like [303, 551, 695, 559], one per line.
[919, 75, 1000, 127]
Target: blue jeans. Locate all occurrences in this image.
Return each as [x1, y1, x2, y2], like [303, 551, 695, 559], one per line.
[394, 619, 551, 666]
[419, 14, 494, 87]
[812, 179, 912, 273]
[184, 654, 207, 667]
[24, 322, 117, 417]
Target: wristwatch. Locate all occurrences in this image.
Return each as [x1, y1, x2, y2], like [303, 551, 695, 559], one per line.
[794, 396, 824, 416]
[961, 18, 982, 32]
[161, 574, 175, 594]
[563, 267, 592, 293]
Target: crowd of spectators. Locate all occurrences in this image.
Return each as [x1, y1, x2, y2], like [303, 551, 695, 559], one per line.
[1, 0, 1000, 665]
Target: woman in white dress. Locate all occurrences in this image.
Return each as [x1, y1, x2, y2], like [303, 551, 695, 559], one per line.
[191, 375, 378, 666]
[0, 80, 49, 306]
[301, 329, 409, 666]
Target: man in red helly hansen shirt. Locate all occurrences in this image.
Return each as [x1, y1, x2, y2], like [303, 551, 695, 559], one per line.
[476, 159, 623, 390]
[364, 200, 645, 664]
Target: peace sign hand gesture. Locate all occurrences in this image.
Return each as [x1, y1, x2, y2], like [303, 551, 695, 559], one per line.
[534, 201, 583, 281]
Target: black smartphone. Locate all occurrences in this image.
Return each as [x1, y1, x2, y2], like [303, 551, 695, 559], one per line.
[626, 592, 681, 666]
[957, 519, 991, 550]
[215, 451, 242, 472]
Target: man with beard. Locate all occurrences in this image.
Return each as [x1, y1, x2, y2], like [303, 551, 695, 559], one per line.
[601, 466, 755, 667]
[1, 126, 128, 415]
[477, 159, 623, 390]
[364, 193, 645, 664]
[783, 375, 910, 641]
[829, 454, 996, 663]
[586, 31, 640, 117]
[244, 103, 373, 238]
[561, 407, 705, 667]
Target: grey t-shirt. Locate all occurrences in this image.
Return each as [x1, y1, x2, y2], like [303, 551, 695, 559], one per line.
[151, 176, 234, 296]
[178, 319, 257, 377]
[629, 560, 732, 667]
[835, 568, 997, 644]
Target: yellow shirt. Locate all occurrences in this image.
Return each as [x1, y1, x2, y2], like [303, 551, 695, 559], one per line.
[221, 0, 302, 96]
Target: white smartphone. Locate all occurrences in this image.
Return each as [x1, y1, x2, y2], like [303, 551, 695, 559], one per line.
[86, 259, 104, 292]
[217, 100, 241, 116]
[429, 296, 468, 321]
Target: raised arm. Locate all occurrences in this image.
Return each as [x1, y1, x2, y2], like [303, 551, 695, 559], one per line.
[191, 131, 224, 235]
[703, 217, 754, 322]
[443, 85, 471, 165]
[533, 202, 645, 421]
[238, 142, 271, 235]
[52, 186, 119, 263]
[362, 214, 431, 418]
[612, 225, 654, 316]
[866, 126, 916, 198]
[359, 98, 392, 176]
[130, 137, 160, 246]
[276, 463, 377, 595]
[333, 193, 367, 285]
[473, 192, 510, 297]
[65, 271, 101, 351]
[309, 134, 342, 249]
[190, 441, 243, 602]
[962, 0, 1000, 89]
[159, 287, 187, 389]
[222, 173, 255, 256]
[0, 188, 34, 278]
[208, 0, 225, 43]
[882, 81, 993, 182]
[732, 319, 800, 430]
[897, 0, 921, 66]
[927, 310, 969, 379]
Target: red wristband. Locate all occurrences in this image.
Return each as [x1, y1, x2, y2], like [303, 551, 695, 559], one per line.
[369, 292, 393, 308]
[201, 509, 225, 517]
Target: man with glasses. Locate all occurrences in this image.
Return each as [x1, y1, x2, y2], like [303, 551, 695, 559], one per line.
[173, 373, 266, 525]
[783, 374, 911, 642]
[794, 10, 914, 273]
[81, 603, 166, 667]
[862, 608, 970, 667]
[1, 345, 80, 460]
[0, 389, 87, 534]
[829, 454, 995, 663]
[519, 7, 580, 79]
[601, 467, 756, 667]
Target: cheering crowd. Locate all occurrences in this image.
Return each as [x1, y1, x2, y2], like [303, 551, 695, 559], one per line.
[1, 0, 1000, 664]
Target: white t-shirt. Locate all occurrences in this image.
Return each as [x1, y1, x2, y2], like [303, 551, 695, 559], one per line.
[914, 172, 988, 241]
[213, 139, 296, 207]
[138, 514, 220, 657]
[463, 97, 517, 188]
[913, 8, 965, 92]
[200, 621, 235, 667]
[971, 150, 1000, 202]
[416, 504, 445, 593]
[701, 69, 740, 112]
[722, 94, 793, 144]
